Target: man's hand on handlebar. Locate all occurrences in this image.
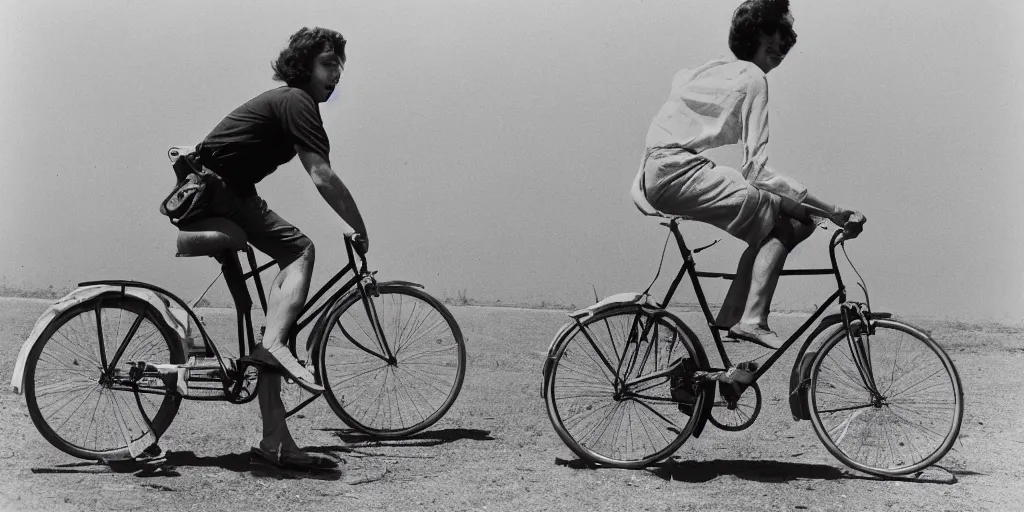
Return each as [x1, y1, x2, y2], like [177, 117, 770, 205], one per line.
[350, 232, 370, 255]
[830, 208, 866, 238]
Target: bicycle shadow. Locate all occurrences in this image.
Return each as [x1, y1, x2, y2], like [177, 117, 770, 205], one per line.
[162, 450, 344, 481]
[555, 457, 843, 483]
[649, 458, 850, 483]
[32, 450, 345, 481]
[555, 457, 959, 485]
[322, 427, 494, 448]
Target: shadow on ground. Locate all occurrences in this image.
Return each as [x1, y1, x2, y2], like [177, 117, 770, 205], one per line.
[555, 457, 960, 485]
[652, 459, 851, 483]
[30, 449, 345, 481]
[556, 457, 847, 483]
[323, 428, 494, 447]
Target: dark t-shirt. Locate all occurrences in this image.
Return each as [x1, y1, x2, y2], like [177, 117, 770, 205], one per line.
[197, 87, 330, 197]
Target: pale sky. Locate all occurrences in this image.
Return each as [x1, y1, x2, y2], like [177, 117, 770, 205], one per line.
[1, 0, 1022, 323]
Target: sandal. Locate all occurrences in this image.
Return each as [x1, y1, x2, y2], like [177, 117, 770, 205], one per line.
[105, 444, 168, 471]
[250, 446, 340, 473]
[727, 323, 783, 350]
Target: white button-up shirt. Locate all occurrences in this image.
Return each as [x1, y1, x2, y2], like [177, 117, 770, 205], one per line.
[646, 58, 807, 204]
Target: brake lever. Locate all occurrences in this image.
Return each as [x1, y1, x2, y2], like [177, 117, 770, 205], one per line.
[693, 238, 721, 254]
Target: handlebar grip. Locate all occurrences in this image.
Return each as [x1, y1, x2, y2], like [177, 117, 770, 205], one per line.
[834, 224, 864, 246]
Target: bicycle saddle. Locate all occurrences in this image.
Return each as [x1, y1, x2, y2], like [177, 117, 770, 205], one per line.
[175, 217, 248, 257]
[630, 160, 692, 221]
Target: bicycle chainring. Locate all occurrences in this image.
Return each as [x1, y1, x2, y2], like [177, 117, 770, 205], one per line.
[709, 381, 761, 431]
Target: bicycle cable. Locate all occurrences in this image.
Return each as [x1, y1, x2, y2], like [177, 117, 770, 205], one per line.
[190, 269, 223, 309]
[642, 231, 672, 296]
[840, 241, 870, 310]
[814, 213, 870, 308]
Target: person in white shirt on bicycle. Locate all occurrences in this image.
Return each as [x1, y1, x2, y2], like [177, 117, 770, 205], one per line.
[640, 0, 865, 349]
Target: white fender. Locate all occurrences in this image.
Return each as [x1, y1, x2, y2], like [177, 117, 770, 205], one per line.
[10, 285, 190, 394]
[541, 292, 660, 398]
[545, 292, 657, 357]
[545, 292, 660, 355]
[567, 292, 659, 322]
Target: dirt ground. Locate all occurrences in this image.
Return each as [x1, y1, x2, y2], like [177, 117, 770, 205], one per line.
[1, 296, 1022, 512]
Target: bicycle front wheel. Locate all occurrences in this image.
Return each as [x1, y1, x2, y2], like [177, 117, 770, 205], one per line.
[545, 306, 708, 468]
[808, 319, 964, 476]
[317, 284, 466, 438]
[24, 295, 184, 460]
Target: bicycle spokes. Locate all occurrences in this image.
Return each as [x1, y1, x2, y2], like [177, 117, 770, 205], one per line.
[617, 312, 658, 382]
[844, 322, 885, 400]
[579, 311, 680, 395]
[318, 284, 465, 437]
[546, 307, 705, 467]
[810, 319, 963, 476]
[100, 304, 150, 383]
[334, 317, 391, 365]
[359, 286, 396, 363]
[26, 296, 183, 460]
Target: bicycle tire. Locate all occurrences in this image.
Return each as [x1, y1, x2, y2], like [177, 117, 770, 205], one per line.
[317, 284, 466, 438]
[545, 305, 708, 468]
[808, 318, 964, 476]
[25, 295, 184, 460]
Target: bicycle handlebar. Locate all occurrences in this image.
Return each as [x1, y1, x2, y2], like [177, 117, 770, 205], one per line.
[344, 233, 369, 274]
[347, 233, 368, 255]
[832, 221, 865, 247]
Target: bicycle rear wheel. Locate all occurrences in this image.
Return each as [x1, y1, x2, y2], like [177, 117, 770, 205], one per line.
[808, 319, 963, 476]
[545, 306, 708, 468]
[317, 284, 466, 438]
[24, 295, 184, 460]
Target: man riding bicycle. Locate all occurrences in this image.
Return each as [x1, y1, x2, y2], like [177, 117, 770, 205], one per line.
[638, 0, 866, 350]
[172, 27, 367, 471]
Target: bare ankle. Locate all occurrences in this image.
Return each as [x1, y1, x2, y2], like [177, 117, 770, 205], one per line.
[738, 317, 767, 329]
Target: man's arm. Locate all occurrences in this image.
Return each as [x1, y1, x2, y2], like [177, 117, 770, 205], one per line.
[799, 192, 866, 232]
[295, 145, 368, 243]
[739, 74, 808, 203]
[801, 192, 840, 219]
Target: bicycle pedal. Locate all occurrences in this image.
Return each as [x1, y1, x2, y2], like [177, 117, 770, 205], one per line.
[184, 356, 221, 370]
[736, 361, 759, 373]
[692, 370, 723, 383]
[127, 361, 147, 382]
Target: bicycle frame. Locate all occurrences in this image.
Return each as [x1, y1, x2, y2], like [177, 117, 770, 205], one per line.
[618, 220, 859, 392]
[78, 235, 384, 404]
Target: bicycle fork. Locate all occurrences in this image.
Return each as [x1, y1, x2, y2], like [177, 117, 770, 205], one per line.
[842, 305, 885, 403]
[345, 274, 397, 366]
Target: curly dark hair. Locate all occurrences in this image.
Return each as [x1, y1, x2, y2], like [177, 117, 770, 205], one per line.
[728, 0, 797, 61]
[271, 27, 347, 87]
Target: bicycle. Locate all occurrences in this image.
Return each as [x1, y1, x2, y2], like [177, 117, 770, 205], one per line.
[542, 199, 963, 477]
[14, 209, 466, 462]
